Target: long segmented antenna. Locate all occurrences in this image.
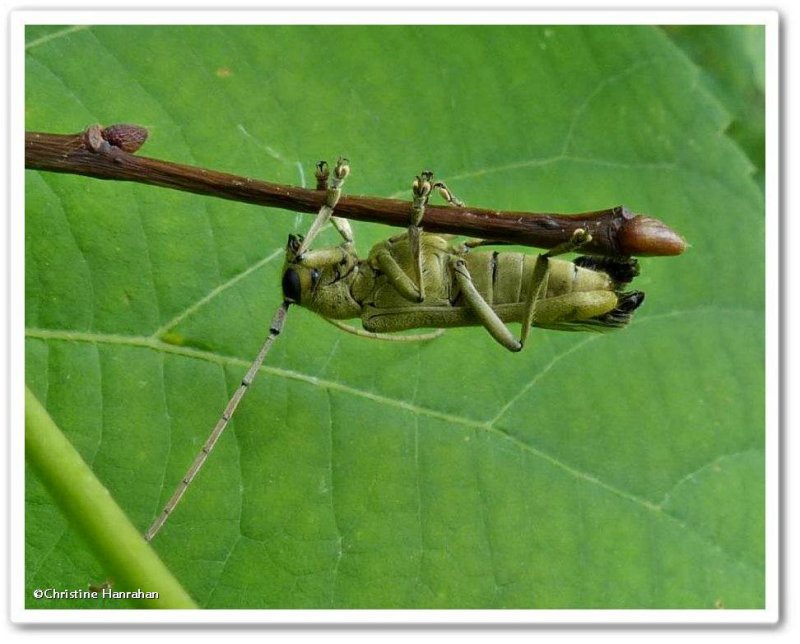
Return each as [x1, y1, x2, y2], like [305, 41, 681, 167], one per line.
[144, 302, 290, 542]
[145, 157, 351, 543]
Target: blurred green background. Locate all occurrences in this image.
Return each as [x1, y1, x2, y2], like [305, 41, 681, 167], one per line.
[25, 24, 765, 609]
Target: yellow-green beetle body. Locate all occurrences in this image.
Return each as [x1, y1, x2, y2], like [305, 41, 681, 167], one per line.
[282, 231, 644, 351]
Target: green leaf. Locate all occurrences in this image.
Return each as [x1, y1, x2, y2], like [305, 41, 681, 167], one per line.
[25, 25, 764, 609]
[25, 387, 197, 609]
[663, 25, 766, 189]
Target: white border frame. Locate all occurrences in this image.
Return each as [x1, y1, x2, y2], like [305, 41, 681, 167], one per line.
[9, 8, 780, 625]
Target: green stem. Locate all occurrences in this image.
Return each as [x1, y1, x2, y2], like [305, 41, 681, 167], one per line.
[25, 386, 198, 609]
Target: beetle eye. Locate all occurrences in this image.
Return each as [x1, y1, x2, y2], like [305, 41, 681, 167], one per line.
[281, 268, 302, 303]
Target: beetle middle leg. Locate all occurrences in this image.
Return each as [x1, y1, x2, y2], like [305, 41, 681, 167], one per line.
[450, 228, 594, 352]
[407, 171, 463, 301]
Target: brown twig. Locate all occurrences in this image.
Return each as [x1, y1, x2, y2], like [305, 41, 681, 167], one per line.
[25, 124, 686, 257]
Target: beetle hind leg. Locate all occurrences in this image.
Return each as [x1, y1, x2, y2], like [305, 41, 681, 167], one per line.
[449, 256, 523, 352]
[519, 228, 593, 346]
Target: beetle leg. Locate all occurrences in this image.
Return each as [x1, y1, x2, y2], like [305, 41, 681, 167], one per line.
[408, 171, 432, 300]
[459, 239, 513, 253]
[543, 227, 593, 258]
[315, 159, 355, 245]
[460, 228, 591, 254]
[294, 158, 351, 258]
[331, 216, 354, 248]
[449, 256, 523, 352]
[373, 247, 424, 302]
[519, 228, 593, 346]
[409, 171, 464, 300]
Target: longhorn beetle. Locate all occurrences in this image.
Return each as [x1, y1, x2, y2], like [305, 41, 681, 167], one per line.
[143, 158, 644, 543]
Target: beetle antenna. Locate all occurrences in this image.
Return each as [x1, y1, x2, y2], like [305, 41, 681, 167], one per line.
[144, 301, 291, 542]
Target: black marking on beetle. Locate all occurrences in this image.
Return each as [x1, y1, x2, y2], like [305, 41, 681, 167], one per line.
[593, 290, 645, 327]
[574, 255, 640, 285]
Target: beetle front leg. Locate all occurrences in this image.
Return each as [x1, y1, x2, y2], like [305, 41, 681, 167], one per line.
[293, 158, 352, 258]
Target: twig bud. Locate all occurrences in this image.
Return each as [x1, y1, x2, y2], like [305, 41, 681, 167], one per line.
[102, 124, 149, 153]
[618, 215, 687, 257]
